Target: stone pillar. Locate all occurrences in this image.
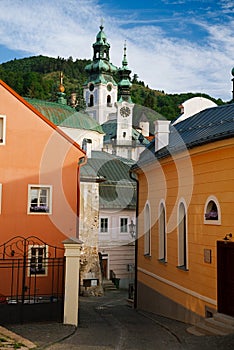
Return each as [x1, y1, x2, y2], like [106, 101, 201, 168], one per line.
[63, 237, 82, 326]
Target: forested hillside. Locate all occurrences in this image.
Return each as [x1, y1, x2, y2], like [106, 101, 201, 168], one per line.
[0, 55, 225, 120]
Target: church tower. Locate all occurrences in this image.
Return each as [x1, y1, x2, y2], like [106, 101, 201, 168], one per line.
[116, 43, 134, 156]
[83, 25, 118, 125]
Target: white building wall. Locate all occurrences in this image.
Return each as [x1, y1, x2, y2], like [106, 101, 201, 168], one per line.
[99, 208, 136, 288]
[84, 84, 118, 125]
[59, 126, 104, 151]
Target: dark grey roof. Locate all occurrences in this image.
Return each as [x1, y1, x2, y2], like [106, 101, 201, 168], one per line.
[133, 103, 234, 170]
[80, 151, 136, 209]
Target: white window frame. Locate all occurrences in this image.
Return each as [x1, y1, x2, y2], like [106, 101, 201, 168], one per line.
[120, 217, 129, 233]
[204, 195, 221, 225]
[100, 217, 109, 233]
[27, 185, 52, 215]
[144, 202, 151, 256]
[158, 201, 167, 262]
[0, 115, 6, 145]
[28, 245, 48, 276]
[177, 199, 188, 270]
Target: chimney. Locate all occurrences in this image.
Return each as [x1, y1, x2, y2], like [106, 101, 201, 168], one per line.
[82, 138, 92, 158]
[154, 120, 170, 152]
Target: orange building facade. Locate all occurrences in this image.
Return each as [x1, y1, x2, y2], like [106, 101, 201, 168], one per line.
[0, 79, 86, 247]
[133, 103, 234, 324]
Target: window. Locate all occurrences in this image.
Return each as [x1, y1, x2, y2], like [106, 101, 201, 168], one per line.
[177, 201, 188, 270]
[89, 94, 94, 107]
[144, 203, 151, 256]
[0, 115, 6, 145]
[127, 149, 132, 159]
[107, 95, 112, 107]
[159, 202, 166, 262]
[28, 185, 52, 214]
[204, 196, 220, 224]
[29, 246, 47, 275]
[100, 218, 108, 233]
[120, 218, 128, 233]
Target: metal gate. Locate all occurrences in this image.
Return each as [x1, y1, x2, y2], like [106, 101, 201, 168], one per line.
[0, 236, 65, 324]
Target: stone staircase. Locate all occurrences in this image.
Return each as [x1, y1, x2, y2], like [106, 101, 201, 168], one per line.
[187, 313, 234, 336]
[102, 279, 118, 291]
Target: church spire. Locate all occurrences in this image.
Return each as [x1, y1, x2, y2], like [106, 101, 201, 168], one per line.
[118, 42, 132, 103]
[84, 25, 118, 86]
[122, 41, 129, 69]
[93, 24, 110, 61]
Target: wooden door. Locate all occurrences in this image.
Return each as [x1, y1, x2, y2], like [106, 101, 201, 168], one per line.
[102, 257, 108, 279]
[217, 240, 234, 316]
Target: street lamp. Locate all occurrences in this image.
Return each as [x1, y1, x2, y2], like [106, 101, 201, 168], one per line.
[129, 220, 136, 239]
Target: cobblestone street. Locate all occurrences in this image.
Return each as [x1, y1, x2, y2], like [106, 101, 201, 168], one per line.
[6, 290, 234, 350]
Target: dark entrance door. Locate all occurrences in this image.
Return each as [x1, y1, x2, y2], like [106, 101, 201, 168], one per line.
[217, 240, 234, 317]
[0, 236, 65, 324]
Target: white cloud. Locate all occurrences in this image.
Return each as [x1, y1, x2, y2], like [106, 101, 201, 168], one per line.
[0, 0, 233, 101]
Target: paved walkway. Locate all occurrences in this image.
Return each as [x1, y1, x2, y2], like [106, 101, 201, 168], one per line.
[5, 290, 234, 349]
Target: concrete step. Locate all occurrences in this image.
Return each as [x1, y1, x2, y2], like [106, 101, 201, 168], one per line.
[187, 326, 210, 336]
[204, 317, 234, 334]
[214, 313, 234, 327]
[187, 313, 234, 336]
[102, 280, 117, 291]
[192, 321, 228, 336]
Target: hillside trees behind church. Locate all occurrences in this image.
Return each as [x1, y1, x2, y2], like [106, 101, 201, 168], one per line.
[0, 55, 225, 120]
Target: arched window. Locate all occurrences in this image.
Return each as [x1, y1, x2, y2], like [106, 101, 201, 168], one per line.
[159, 202, 166, 262]
[204, 196, 220, 223]
[107, 95, 111, 106]
[144, 203, 151, 256]
[89, 95, 94, 107]
[177, 201, 188, 270]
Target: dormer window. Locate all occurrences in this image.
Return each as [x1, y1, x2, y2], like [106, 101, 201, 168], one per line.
[204, 196, 221, 224]
[205, 201, 218, 220]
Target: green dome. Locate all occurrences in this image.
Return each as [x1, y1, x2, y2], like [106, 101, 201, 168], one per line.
[94, 25, 109, 47]
[85, 59, 118, 75]
[25, 98, 104, 133]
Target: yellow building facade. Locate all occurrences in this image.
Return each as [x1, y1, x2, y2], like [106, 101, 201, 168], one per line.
[132, 103, 234, 324]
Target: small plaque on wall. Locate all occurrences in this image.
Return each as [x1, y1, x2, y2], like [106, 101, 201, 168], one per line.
[204, 249, 212, 264]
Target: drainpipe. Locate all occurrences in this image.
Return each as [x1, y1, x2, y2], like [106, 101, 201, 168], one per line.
[129, 170, 139, 309]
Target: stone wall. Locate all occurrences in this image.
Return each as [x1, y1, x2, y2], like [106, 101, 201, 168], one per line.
[79, 182, 103, 296]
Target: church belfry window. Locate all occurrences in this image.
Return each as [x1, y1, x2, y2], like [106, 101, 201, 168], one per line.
[89, 95, 94, 107]
[107, 95, 112, 107]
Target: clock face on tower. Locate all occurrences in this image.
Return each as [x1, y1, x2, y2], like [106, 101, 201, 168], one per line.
[120, 106, 130, 117]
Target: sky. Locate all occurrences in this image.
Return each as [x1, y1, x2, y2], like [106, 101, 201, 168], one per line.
[0, 0, 233, 101]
